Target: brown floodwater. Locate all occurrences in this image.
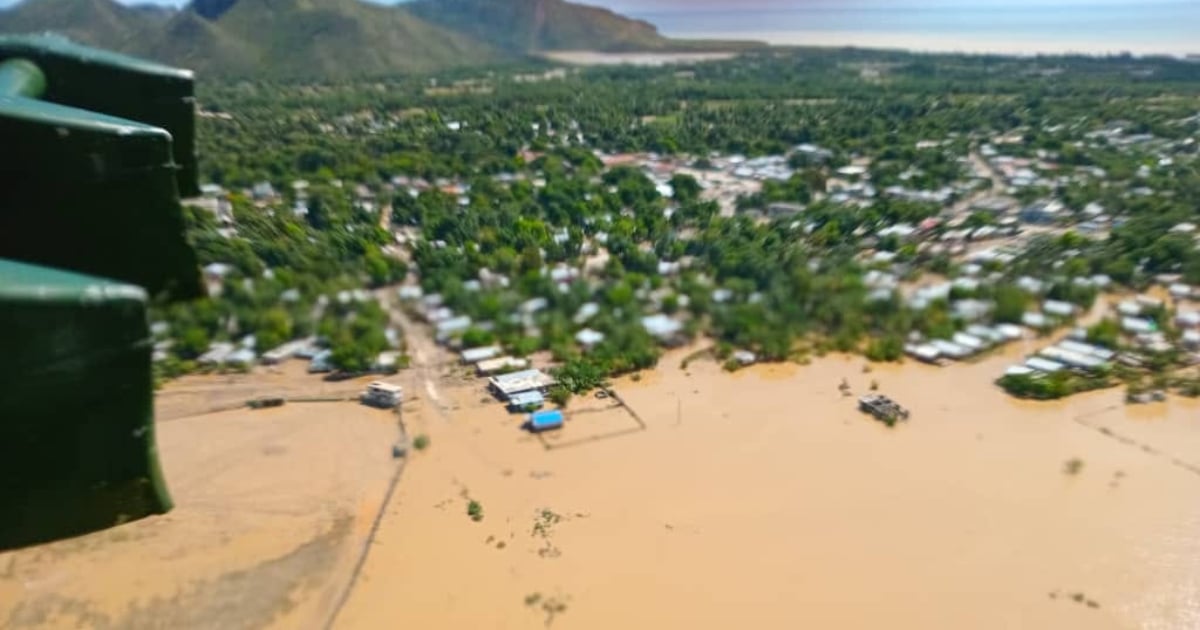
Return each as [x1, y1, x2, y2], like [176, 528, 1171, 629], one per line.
[338, 343, 1200, 630]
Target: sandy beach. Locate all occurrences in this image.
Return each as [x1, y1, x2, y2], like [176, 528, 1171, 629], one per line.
[337, 340, 1200, 629]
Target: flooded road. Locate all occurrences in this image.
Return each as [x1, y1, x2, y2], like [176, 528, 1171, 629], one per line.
[338, 345, 1200, 629]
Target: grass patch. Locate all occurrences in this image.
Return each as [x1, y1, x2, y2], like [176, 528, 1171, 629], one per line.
[1063, 458, 1085, 476]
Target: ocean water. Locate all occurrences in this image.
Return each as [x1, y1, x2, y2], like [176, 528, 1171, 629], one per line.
[631, 2, 1200, 56]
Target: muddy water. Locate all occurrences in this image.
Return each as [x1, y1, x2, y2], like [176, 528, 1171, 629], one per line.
[0, 403, 401, 630]
[338, 346, 1200, 630]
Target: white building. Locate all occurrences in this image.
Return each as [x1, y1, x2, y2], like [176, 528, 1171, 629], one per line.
[461, 346, 503, 364]
[489, 369, 556, 399]
[362, 382, 403, 408]
[476, 356, 530, 376]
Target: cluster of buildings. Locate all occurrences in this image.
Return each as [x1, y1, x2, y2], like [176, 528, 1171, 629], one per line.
[1003, 285, 1200, 385]
[906, 323, 1026, 364]
[1004, 338, 1116, 380]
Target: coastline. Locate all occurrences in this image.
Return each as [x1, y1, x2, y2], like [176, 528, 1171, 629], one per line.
[657, 30, 1199, 58]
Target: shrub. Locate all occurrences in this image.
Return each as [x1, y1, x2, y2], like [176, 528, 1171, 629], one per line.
[413, 434, 430, 451]
[467, 500, 484, 522]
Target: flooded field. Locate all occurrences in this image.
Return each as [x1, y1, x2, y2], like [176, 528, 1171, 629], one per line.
[0, 400, 401, 630]
[339, 345, 1200, 630]
[4, 343, 1199, 629]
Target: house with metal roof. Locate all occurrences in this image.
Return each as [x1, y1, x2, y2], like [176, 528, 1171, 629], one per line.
[642, 314, 684, 343]
[1025, 357, 1067, 373]
[953, 333, 988, 353]
[1042, 300, 1077, 318]
[435, 315, 472, 342]
[1039, 346, 1106, 371]
[489, 369, 556, 399]
[575, 328, 606, 350]
[905, 343, 942, 364]
[507, 391, 545, 412]
[1121, 317, 1157, 335]
[930, 339, 972, 360]
[461, 345, 502, 364]
[476, 356, 530, 376]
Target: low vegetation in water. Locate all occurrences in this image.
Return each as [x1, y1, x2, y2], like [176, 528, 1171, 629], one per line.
[1063, 458, 1085, 475]
[998, 371, 1113, 400]
[412, 434, 430, 451]
[467, 500, 484, 522]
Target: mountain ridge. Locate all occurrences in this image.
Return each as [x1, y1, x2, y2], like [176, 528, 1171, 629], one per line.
[0, 0, 719, 78]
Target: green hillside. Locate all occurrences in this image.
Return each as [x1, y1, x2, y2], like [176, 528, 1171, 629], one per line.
[0, 0, 745, 78]
[0, 0, 164, 50]
[173, 0, 505, 78]
[408, 0, 669, 52]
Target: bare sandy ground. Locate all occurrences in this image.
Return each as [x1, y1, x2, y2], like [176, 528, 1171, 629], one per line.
[337, 342, 1200, 629]
[0, 391, 402, 630]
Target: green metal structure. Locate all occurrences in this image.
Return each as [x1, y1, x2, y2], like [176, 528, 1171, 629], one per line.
[0, 35, 202, 550]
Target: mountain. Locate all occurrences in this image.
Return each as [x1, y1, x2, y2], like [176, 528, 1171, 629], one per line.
[0, 0, 165, 50]
[0, 0, 505, 78]
[407, 0, 669, 53]
[0, 0, 732, 79]
[165, 0, 504, 78]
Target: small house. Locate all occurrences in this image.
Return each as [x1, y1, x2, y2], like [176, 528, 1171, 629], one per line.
[953, 333, 988, 353]
[642, 314, 684, 344]
[476, 356, 530, 376]
[1025, 357, 1066, 374]
[1043, 300, 1077, 319]
[1170, 284, 1194, 300]
[575, 329, 606, 350]
[489, 369, 556, 400]
[507, 391, 545, 412]
[308, 349, 334, 373]
[906, 343, 941, 364]
[733, 350, 758, 366]
[1121, 317, 1157, 335]
[953, 299, 993, 323]
[362, 382, 403, 408]
[574, 302, 601, 325]
[996, 324, 1025, 341]
[435, 316, 472, 342]
[930, 339, 972, 360]
[1176, 311, 1200, 329]
[461, 346, 503, 364]
[1005, 365, 1037, 377]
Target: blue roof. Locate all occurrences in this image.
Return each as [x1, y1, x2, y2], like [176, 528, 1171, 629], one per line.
[530, 409, 564, 428]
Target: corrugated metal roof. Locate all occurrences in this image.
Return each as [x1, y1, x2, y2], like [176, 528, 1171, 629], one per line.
[509, 391, 545, 407]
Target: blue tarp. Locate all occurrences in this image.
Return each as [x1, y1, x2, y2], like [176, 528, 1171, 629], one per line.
[529, 409, 564, 431]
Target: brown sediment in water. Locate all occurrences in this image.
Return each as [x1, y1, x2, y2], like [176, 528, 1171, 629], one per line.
[0, 400, 401, 630]
[337, 342, 1200, 629]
